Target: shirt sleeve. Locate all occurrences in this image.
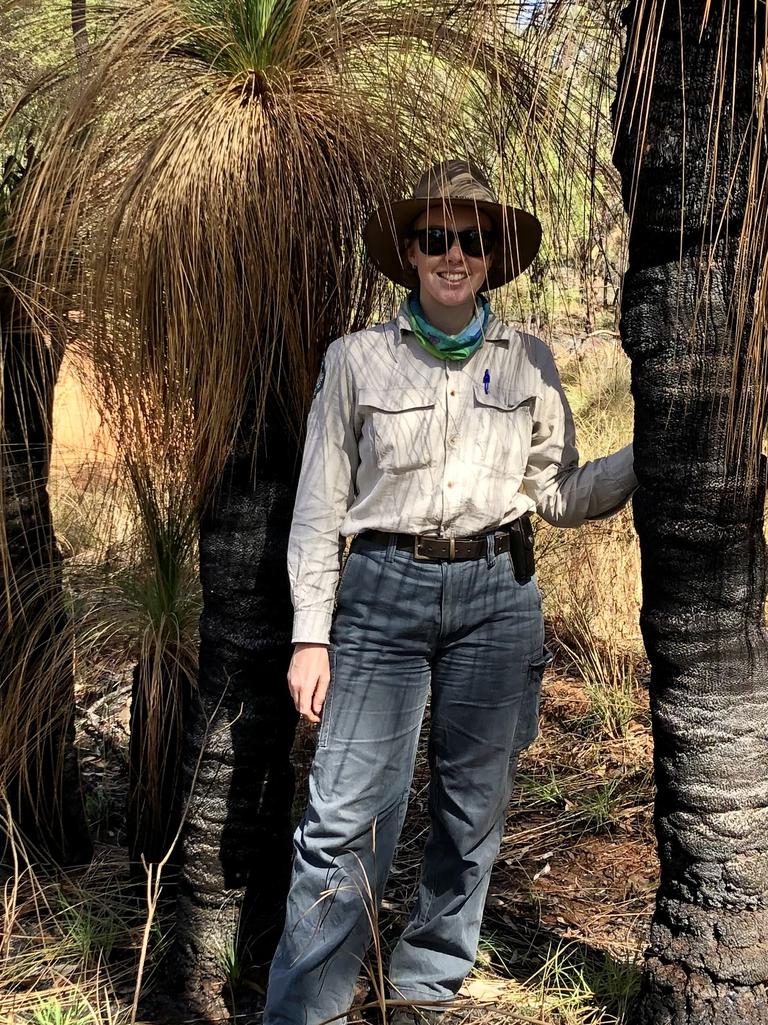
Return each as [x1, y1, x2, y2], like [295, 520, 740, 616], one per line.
[520, 341, 637, 528]
[287, 338, 360, 645]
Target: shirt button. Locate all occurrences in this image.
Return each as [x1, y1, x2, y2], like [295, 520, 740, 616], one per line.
[447, 481, 454, 488]
[449, 389, 456, 397]
[448, 435, 459, 447]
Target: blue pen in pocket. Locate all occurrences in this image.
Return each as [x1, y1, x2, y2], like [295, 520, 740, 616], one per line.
[483, 369, 491, 395]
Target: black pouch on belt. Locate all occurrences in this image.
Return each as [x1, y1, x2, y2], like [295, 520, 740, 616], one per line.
[509, 514, 535, 584]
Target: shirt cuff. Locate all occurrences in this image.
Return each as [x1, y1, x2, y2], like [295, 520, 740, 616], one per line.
[292, 609, 333, 646]
[586, 443, 637, 521]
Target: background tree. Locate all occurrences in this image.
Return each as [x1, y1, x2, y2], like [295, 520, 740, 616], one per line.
[0, 3, 91, 866]
[0, 146, 91, 866]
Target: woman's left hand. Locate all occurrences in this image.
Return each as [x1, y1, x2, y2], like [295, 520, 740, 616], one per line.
[287, 643, 331, 723]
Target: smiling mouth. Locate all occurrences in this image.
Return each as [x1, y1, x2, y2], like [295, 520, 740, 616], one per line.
[438, 272, 468, 282]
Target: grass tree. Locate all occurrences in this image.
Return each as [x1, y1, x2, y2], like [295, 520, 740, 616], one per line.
[529, 0, 768, 1015]
[0, 2, 95, 866]
[0, 144, 92, 866]
[609, 1, 768, 1021]
[14, 0, 571, 1013]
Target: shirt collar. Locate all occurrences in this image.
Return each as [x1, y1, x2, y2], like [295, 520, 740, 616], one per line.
[395, 298, 511, 348]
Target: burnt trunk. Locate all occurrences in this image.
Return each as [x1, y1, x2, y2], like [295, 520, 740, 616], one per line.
[70, 0, 88, 67]
[0, 310, 91, 866]
[171, 397, 299, 1016]
[613, 2, 768, 1022]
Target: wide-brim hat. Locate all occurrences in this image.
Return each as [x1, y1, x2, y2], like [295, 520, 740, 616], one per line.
[364, 158, 542, 291]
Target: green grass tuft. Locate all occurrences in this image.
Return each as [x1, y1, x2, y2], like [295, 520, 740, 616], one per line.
[577, 778, 626, 835]
[25, 997, 93, 1025]
[527, 941, 641, 1024]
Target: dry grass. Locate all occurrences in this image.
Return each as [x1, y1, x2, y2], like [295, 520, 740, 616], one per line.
[0, 822, 140, 1025]
[535, 338, 644, 746]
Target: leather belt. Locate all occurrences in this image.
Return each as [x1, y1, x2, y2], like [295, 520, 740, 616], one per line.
[362, 528, 512, 562]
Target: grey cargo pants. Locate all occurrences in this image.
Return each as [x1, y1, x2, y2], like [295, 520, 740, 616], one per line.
[264, 532, 547, 1023]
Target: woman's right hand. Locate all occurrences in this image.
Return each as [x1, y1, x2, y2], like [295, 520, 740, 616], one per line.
[287, 643, 331, 724]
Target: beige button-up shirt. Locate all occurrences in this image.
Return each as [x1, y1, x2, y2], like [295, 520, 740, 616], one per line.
[288, 303, 636, 645]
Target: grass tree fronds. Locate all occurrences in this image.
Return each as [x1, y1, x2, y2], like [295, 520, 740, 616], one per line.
[15, 0, 609, 503]
[124, 482, 200, 871]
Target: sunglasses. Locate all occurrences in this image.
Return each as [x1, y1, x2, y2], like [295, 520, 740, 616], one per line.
[411, 227, 496, 259]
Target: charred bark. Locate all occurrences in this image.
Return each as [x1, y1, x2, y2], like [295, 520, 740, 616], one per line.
[70, 0, 89, 68]
[613, 2, 768, 1022]
[0, 309, 91, 866]
[170, 396, 299, 1017]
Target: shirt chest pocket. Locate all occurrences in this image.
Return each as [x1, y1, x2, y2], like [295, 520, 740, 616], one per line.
[358, 387, 437, 473]
[472, 383, 537, 475]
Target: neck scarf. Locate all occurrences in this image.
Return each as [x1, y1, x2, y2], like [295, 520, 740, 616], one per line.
[407, 291, 491, 361]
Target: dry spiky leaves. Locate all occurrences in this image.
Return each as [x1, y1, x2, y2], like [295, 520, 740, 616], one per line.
[12, 0, 578, 510]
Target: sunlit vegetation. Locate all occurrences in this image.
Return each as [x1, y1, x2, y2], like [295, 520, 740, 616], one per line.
[1, 0, 646, 1016]
[5, 0, 765, 1021]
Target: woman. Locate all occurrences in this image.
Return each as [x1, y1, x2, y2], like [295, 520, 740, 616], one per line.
[264, 160, 636, 1024]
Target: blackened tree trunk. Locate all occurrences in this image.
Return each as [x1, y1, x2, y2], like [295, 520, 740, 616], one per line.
[613, 2, 768, 1022]
[70, 0, 89, 68]
[0, 304, 92, 866]
[171, 396, 299, 1016]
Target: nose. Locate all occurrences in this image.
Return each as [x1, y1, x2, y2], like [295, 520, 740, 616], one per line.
[446, 237, 463, 262]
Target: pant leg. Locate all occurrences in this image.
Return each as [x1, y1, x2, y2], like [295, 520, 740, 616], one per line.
[388, 549, 545, 1004]
[264, 540, 442, 1025]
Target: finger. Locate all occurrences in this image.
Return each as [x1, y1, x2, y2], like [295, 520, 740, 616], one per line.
[297, 684, 321, 723]
[287, 675, 301, 710]
[311, 677, 330, 718]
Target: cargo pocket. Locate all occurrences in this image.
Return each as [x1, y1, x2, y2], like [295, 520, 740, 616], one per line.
[512, 646, 554, 753]
[358, 387, 437, 472]
[317, 646, 337, 750]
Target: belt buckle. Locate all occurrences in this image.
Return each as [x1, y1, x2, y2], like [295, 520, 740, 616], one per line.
[413, 536, 431, 561]
[414, 536, 455, 560]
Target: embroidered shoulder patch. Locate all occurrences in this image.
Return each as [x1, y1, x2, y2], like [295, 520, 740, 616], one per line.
[313, 357, 326, 398]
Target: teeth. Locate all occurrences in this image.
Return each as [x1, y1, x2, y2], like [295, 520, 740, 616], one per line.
[440, 273, 466, 281]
